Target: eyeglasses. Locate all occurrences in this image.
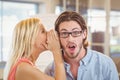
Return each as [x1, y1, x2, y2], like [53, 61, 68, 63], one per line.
[59, 31, 83, 38]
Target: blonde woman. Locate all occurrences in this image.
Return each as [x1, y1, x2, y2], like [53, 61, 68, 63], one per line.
[3, 18, 66, 80]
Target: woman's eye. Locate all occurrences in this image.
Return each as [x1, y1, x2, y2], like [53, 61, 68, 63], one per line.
[41, 30, 45, 33]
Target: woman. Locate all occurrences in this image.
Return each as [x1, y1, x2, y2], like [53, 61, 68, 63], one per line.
[3, 18, 66, 80]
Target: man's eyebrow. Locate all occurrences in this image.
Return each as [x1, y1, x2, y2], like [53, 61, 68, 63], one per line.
[72, 28, 80, 30]
[60, 29, 67, 31]
[60, 28, 81, 32]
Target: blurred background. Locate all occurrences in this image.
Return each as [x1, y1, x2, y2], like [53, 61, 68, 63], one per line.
[0, 0, 120, 79]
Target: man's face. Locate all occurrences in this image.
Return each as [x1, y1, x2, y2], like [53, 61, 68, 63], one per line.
[58, 21, 86, 59]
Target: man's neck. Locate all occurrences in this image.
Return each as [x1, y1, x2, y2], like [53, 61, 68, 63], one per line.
[63, 48, 87, 79]
[63, 48, 86, 64]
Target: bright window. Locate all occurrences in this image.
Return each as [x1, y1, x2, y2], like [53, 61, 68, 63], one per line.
[110, 11, 120, 57]
[0, 1, 38, 61]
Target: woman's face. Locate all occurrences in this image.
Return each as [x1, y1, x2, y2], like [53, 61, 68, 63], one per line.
[35, 24, 47, 52]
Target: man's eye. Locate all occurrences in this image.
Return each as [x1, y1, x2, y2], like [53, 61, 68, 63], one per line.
[73, 31, 80, 35]
[62, 32, 68, 35]
[60, 32, 68, 37]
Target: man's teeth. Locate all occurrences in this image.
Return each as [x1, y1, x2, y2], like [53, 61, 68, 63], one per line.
[69, 46, 75, 48]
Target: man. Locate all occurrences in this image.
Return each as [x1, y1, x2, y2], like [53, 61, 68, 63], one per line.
[45, 11, 119, 80]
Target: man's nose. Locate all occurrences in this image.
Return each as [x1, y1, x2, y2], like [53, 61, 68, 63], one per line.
[67, 34, 74, 42]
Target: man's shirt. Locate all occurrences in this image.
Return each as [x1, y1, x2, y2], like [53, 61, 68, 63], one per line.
[45, 49, 119, 80]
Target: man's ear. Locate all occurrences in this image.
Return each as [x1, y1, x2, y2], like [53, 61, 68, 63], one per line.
[82, 30, 87, 39]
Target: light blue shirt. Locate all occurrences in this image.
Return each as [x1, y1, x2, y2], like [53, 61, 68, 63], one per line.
[45, 49, 119, 80]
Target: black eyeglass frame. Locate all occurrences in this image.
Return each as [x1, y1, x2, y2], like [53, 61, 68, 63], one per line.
[58, 30, 83, 38]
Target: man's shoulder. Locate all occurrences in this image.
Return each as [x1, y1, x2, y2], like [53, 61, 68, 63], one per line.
[89, 49, 114, 64]
[89, 49, 109, 58]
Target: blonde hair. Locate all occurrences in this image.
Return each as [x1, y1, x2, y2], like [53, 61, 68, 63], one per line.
[4, 17, 41, 80]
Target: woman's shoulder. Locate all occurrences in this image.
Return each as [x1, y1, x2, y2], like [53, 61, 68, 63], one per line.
[17, 59, 33, 71]
[15, 58, 37, 80]
[16, 58, 35, 74]
[15, 60, 53, 80]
